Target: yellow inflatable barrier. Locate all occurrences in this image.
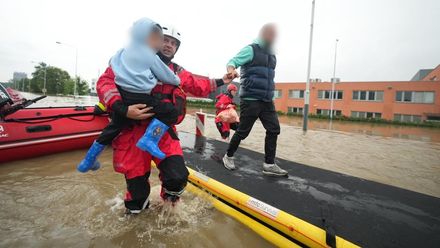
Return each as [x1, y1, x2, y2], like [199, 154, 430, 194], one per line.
[187, 167, 360, 248]
[186, 183, 301, 248]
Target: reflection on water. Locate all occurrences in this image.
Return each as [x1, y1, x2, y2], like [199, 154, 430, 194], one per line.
[0, 150, 272, 248]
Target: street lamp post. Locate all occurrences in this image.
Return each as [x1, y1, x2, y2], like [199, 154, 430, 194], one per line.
[42, 67, 47, 95]
[329, 39, 339, 120]
[303, 0, 316, 132]
[56, 41, 78, 96]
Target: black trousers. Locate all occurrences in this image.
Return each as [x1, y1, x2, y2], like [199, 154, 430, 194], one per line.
[215, 122, 239, 139]
[97, 88, 178, 145]
[226, 100, 280, 164]
[124, 155, 189, 211]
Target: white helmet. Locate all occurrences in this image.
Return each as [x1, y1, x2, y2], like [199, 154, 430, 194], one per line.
[161, 25, 181, 44]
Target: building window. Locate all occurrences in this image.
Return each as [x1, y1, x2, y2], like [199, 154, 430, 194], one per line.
[353, 91, 359, 100]
[395, 91, 434, 103]
[288, 90, 304, 99]
[404, 91, 412, 102]
[288, 107, 303, 114]
[352, 90, 384, 101]
[351, 111, 382, 119]
[376, 91, 384, 101]
[318, 90, 343, 100]
[360, 91, 366, 100]
[337, 91, 343, 99]
[273, 90, 282, 99]
[394, 114, 422, 123]
[317, 109, 342, 116]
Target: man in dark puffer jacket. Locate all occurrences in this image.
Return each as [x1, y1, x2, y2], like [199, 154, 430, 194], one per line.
[222, 23, 288, 177]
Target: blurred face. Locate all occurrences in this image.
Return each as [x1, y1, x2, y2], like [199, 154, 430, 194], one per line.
[260, 24, 277, 47]
[161, 35, 179, 58]
[147, 31, 163, 52]
[231, 90, 237, 96]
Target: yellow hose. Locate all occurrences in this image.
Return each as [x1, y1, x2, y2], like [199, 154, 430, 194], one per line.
[186, 183, 301, 248]
[187, 168, 360, 248]
[151, 162, 359, 247]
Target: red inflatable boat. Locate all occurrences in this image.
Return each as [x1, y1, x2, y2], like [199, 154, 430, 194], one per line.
[0, 86, 109, 163]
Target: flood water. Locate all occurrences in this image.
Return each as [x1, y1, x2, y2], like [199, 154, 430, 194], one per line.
[1, 93, 440, 247]
[0, 150, 271, 248]
[1, 93, 272, 248]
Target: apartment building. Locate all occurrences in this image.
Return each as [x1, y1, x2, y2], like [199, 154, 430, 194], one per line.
[274, 65, 440, 122]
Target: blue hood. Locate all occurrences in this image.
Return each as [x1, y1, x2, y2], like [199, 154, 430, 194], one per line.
[110, 18, 162, 93]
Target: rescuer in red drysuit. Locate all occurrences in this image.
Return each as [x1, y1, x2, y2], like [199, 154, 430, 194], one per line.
[215, 84, 239, 139]
[97, 25, 232, 213]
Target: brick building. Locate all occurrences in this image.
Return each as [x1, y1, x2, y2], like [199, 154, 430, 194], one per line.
[274, 65, 440, 122]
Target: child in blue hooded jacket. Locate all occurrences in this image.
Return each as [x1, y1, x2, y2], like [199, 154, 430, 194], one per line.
[77, 18, 181, 172]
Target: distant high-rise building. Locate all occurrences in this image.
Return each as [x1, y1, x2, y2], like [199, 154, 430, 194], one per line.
[12, 72, 27, 81]
[90, 78, 97, 96]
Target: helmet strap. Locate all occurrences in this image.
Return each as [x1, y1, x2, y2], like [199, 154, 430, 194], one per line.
[158, 51, 173, 65]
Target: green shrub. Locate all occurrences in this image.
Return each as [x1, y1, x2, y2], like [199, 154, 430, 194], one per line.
[277, 111, 439, 128]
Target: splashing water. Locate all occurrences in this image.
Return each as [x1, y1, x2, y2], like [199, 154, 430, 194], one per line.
[0, 150, 272, 248]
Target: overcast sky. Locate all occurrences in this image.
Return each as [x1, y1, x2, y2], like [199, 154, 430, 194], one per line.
[0, 0, 439, 83]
